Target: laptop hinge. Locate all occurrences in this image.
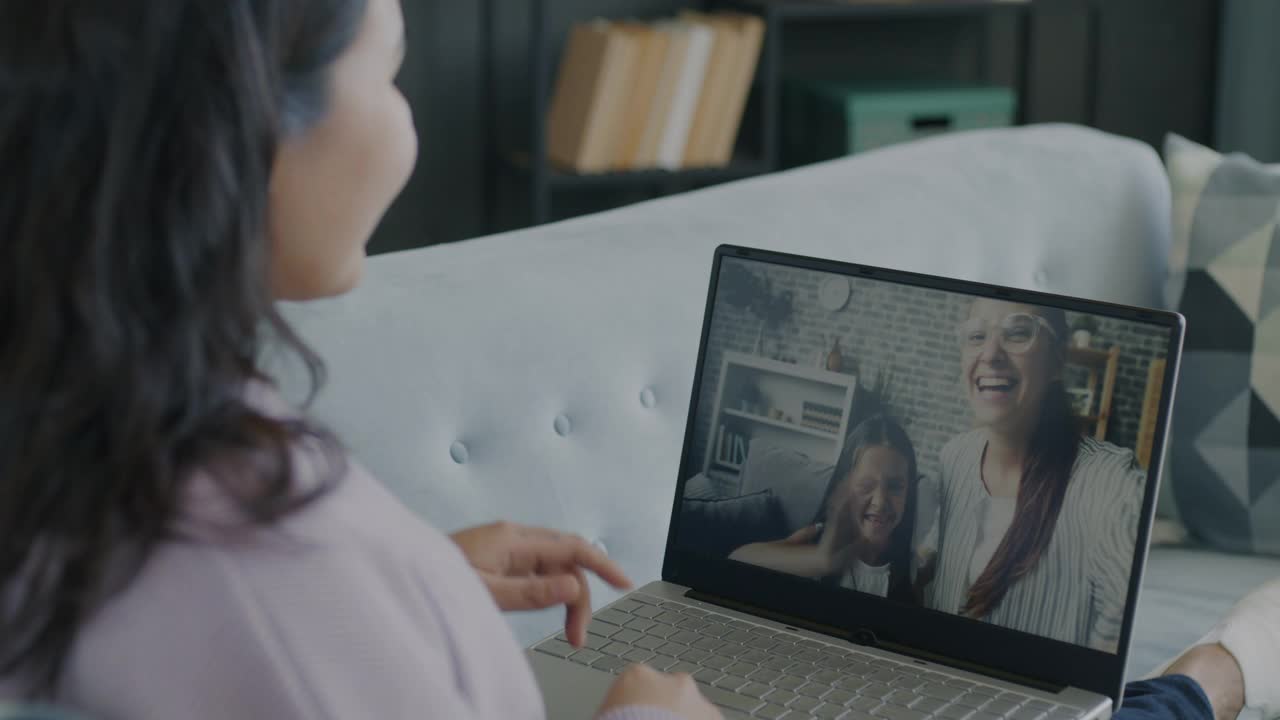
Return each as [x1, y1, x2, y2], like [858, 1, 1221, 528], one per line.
[683, 589, 1064, 694]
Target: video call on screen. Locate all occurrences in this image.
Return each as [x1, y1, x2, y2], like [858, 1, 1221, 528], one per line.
[677, 257, 1172, 652]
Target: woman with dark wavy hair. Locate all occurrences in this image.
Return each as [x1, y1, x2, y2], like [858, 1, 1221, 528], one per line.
[0, 2, 717, 718]
[925, 299, 1145, 651]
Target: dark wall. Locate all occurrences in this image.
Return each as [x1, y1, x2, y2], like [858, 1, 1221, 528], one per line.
[370, 0, 1220, 254]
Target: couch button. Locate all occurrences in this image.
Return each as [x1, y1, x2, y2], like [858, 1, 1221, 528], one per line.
[593, 539, 609, 556]
[554, 414, 573, 437]
[640, 387, 657, 409]
[1034, 269, 1048, 286]
[449, 441, 469, 465]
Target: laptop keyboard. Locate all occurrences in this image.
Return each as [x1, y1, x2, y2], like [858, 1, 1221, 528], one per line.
[534, 593, 1084, 720]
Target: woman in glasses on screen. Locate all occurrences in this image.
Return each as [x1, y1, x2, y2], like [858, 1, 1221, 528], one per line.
[728, 416, 923, 604]
[924, 299, 1146, 652]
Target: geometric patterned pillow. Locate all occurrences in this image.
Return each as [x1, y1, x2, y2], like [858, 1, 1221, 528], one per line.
[1163, 134, 1280, 556]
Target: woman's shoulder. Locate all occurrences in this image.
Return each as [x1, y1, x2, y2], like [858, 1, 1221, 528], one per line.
[1069, 436, 1146, 500]
[940, 429, 985, 466]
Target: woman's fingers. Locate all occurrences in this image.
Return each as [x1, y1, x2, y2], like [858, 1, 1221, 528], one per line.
[507, 529, 633, 590]
[485, 571, 581, 612]
[564, 566, 592, 647]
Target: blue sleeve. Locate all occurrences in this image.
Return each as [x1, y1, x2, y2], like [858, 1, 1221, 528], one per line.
[1117, 676, 1214, 720]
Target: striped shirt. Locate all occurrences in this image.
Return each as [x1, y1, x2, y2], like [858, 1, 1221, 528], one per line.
[926, 430, 1145, 652]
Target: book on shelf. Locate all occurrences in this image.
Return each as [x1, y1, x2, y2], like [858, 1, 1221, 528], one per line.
[714, 424, 750, 469]
[546, 13, 767, 174]
[546, 21, 640, 173]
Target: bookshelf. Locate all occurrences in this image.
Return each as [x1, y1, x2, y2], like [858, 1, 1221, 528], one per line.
[1065, 345, 1120, 441]
[481, 0, 1035, 228]
[703, 351, 858, 484]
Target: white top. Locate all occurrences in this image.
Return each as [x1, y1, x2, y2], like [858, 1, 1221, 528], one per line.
[967, 495, 1017, 586]
[926, 430, 1146, 652]
[840, 558, 892, 598]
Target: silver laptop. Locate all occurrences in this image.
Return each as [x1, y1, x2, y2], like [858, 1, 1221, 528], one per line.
[530, 245, 1183, 720]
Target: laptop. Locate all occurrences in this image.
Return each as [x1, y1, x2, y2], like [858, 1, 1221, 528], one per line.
[530, 245, 1184, 720]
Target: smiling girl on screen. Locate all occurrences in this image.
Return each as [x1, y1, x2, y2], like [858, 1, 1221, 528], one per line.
[728, 415, 923, 605]
[925, 299, 1146, 652]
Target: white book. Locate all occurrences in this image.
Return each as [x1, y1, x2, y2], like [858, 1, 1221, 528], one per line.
[656, 22, 713, 171]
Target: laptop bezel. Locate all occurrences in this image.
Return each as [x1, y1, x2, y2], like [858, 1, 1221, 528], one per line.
[661, 244, 1184, 705]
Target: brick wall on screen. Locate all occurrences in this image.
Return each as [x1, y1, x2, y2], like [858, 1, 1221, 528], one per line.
[689, 259, 1170, 491]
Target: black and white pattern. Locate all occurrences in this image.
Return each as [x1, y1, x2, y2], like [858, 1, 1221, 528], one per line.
[1165, 134, 1280, 556]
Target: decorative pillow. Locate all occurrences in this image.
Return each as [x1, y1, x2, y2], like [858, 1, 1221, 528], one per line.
[678, 490, 787, 558]
[1163, 134, 1280, 556]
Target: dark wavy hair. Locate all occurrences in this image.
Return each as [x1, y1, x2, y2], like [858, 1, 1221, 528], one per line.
[0, 0, 367, 696]
[961, 306, 1079, 619]
[812, 415, 920, 605]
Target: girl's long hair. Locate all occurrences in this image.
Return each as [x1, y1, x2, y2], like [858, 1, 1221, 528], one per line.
[813, 415, 920, 605]
[961, 307, 1079, 619]
[0, 0, 367, 695]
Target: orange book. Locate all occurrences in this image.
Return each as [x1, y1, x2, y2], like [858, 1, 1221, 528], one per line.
[546, 21, 639, 173]
[679, 12, 740, 168]
[612, 23, 670, 170]
[711, 13, 765, 166]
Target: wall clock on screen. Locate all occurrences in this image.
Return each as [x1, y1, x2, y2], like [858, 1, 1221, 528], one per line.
[818, 276, 851, 311]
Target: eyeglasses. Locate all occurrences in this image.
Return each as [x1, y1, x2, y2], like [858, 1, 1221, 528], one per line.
[958, 313, 1058, 355]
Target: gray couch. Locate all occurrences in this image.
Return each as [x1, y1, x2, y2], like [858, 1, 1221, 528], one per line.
[277, 124, 1280, 690]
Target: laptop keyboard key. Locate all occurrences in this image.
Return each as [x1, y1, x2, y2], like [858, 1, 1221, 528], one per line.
[634, 635, 665, 651]
[692, 637, 726, 653]
[583, 634, 610, 651]
[632, 604, 663, 619]
[749, 668, 782, 684]
[983, 698, 1021, 716]
[765, 689, 798, 706]
[623, 649, 654, 664]
[890, 676, 927, 691]
[748, 637, 780, 651]
[1010, 708, 1046, 720]
[884, 690, 918, 707]
[588, 620, 619, 638]
[701, 655, 733, 671]
[791, 696, 822, 713]
[682, 648, 711, 664]
[700, 685, 766, 714]
[872, 705, 928, 720]
[812, 669, 843, 685]
[835, 676, 871, 692]
[726, 630, 757, 644]
[936, 705, 975, 720]
[612, 629, 643, 644]
[713, 675, 749, 691]
[727, 662, 756, 677]
[657, 611, 686, 625]
[820, 688, 854, 706]
[920, 683, 966, 701]
[740, 650, 772, 665]
[592, 655, 629, 673]
[668, 661, 700, 675]
[739, 682, 772, 699]
[849, 696, 882, 712]
[911, 697, 948, 714]
[754, 704, 790, 720]
[626, 618, 657, 633]
[693, 668, 723, 685]
[671, 630, 701, 645]
[952, 694, 987, 709]
[600, 642, 630, 657]
[859, 682, 894, 700]
[682, 607, 710, 617]
[764, 657, 796, 672]
[814, 703, 845, 719]
[774, 675, 807, 691]
[797, 681, 829, 698]
[570, 650, 603, 666]
[537, 640, 576, 658]
[597, 609, 631, 626]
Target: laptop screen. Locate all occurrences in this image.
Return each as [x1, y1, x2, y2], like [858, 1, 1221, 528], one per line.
[673, 254, 1175, 655]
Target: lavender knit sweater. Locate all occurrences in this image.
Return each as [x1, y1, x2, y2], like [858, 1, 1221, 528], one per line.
[1, 391, 681, 720]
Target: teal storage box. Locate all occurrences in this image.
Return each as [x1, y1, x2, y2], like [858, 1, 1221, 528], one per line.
[783, 81, 1016, 166]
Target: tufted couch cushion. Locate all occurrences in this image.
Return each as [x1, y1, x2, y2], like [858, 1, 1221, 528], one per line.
[273, 124, 1179, 656]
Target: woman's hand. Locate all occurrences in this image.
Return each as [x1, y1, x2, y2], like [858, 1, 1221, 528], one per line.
[450, 522, 632, 647]
[597, 665, 722, 720]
